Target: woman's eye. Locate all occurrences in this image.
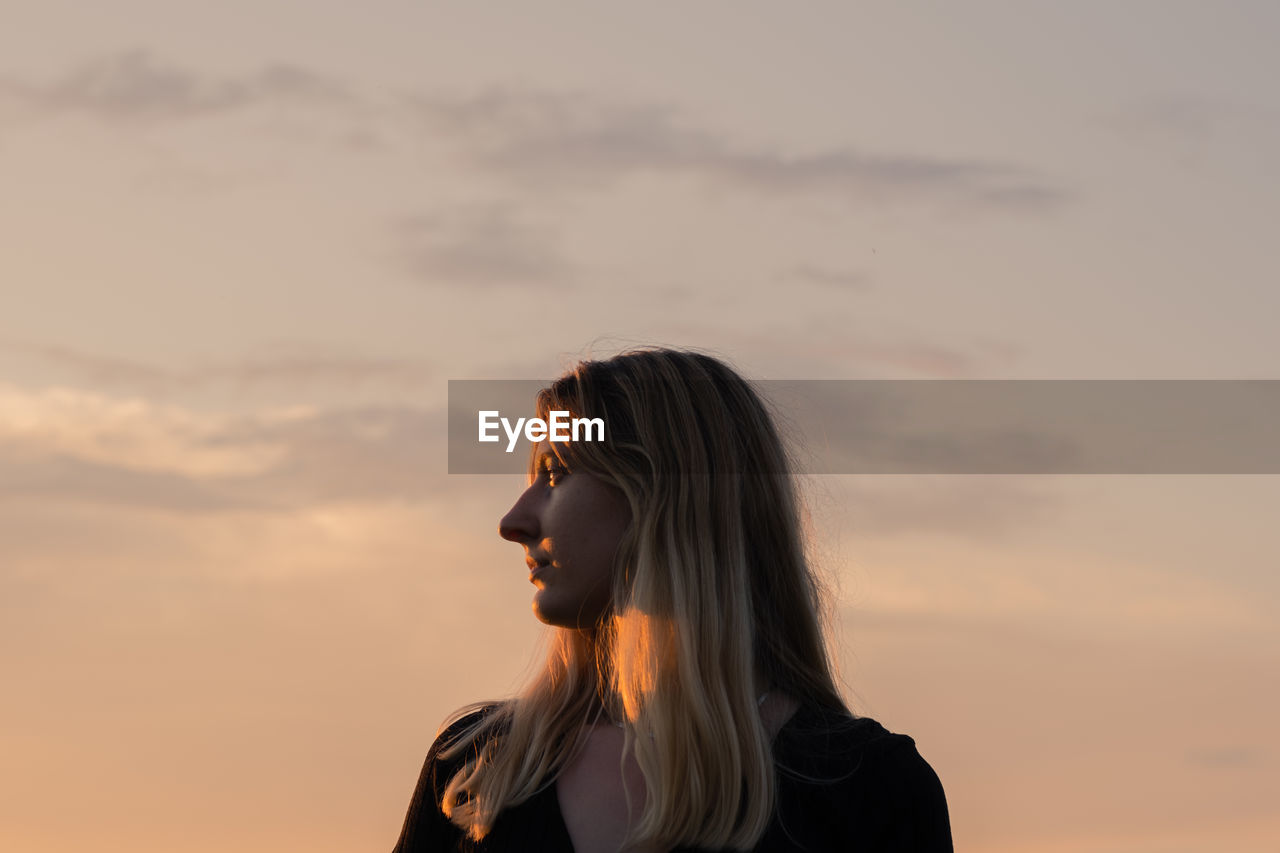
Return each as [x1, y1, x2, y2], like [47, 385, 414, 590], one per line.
[537, 459, 568, 486]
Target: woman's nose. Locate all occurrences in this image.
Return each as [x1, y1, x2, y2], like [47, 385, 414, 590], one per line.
[498, 487, 539, 543]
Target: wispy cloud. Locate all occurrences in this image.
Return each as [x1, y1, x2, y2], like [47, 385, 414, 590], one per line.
[0, 447, 251, 512]
[1185, 747, 1265, 769]
[1098, 93, 1280, 163]
[834, 477, 1063, 544]
[0, 49, 353, 122]
[669, 325, 1024, 378]
[0, 384, 291, 478]
[3, 52, 1068, 215]
[390, 202, 575, 288]
[1104, 94, 1268, 139]
[411, 88, 1069, 212]
[0, 340, 435, 395]
[0, 383, 446, 511]
[216, 404, 447, 505]
[780, 264, 873, 291]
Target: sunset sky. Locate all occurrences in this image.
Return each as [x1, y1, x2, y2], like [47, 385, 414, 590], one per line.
[2, 3, 1278, 851]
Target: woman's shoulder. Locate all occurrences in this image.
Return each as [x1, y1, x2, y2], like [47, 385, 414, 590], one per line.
[775, 703, 897, 753]
[393, 703, 510, 852]
[771, 704, 952, 850]
[776, 703, 943, 784]
[426, 701, 510, 773]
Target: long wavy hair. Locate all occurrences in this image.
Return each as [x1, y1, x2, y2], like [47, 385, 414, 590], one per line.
[438, 347, 847, 851]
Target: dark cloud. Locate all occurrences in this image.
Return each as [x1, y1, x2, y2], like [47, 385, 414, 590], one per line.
[390, 203, 575, 288]
[0, 50, 352, 122]
[411, 88, 1069, 212]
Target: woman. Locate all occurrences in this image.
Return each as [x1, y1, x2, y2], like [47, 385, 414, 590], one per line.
[393, 348, 952, 852]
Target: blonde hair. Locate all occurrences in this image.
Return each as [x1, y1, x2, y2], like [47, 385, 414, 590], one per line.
[439, 347, 847, 850]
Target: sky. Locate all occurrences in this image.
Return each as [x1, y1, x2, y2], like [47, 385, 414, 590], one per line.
[2, 3, 1278, 851]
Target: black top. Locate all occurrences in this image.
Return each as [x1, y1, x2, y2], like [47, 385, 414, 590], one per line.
[393, 703, 952, 852]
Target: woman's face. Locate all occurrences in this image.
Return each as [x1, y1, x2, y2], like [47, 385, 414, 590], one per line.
[498, 443, 632, 630]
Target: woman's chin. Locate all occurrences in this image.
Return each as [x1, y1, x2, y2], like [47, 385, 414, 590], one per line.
[531, 592, 567, 627]
[531, 593, 599, 630]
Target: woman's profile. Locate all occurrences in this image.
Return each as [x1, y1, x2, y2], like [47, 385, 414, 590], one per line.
[393, 348, 952, 852]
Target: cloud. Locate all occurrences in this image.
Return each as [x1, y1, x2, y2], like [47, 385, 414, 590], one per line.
[828, 338, 1016, 378]
[0, 49, 353, 122]
[3, 53, 1067, 215]
[830, 476, 1064, 545]
[780, 264, 873, 291]
[1185, 747, 1264, 769]
[217, 404, 448, 505]
[0, 383, 449, 511]
[664, 324, 1024, 379]
[0, 384, 291, 478]
[838, 522, 1273, 644]
[411, 88, 1069, 212]
[390, 202, 575, 288]
[891, 479, 1058, 543]
[0, 340, 435, 395]
[1103, 94, 1247, 140]
[0, 447, 253, 512]
[1097, 93, 1280, 164]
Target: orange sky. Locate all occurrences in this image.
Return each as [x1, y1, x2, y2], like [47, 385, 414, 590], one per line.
[2, 3, 1279, 850]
